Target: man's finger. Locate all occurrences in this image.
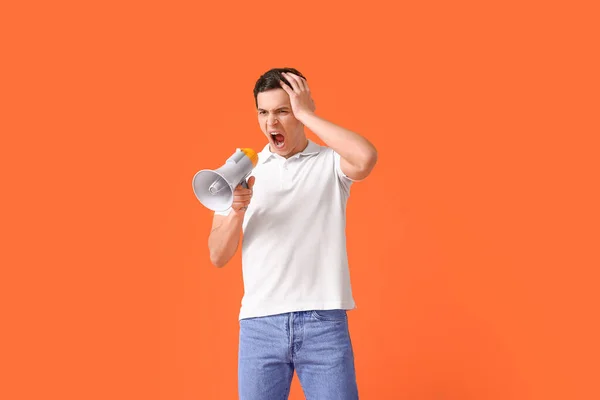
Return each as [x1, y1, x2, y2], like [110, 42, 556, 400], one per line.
[284, 72, 307, 92]
[279, 79, 292, 93]
[233, 200, 250, 207]
[282, 72, 300, 92]
[234, 188, 252, 195]
[233, 194, 252, 202]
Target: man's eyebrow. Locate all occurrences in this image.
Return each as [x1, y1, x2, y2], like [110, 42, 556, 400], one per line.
[257, 106, 290, 111]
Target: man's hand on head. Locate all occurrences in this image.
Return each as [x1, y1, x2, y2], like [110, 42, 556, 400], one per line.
[279, 72, 316, 121]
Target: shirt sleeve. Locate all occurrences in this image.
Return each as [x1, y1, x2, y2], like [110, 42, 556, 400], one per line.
[333, 150, 355, 195]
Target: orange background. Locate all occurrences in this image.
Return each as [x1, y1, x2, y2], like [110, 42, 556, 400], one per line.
[2, 1, 599, 399]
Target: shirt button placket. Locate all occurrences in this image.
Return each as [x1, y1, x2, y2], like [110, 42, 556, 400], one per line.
[282, 161, 291, 190]
[279, 160, 285, 189]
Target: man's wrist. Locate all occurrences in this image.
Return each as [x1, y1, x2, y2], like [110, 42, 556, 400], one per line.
[229, 209, 246, 223]
[297, 110, 315, 123]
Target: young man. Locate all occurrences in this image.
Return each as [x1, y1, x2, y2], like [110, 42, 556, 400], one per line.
[208, 67, 377, 399]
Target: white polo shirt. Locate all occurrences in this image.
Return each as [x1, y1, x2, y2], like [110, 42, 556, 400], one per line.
[216, 139, 357, 320]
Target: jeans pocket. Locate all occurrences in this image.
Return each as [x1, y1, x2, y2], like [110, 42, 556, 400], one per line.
[311, 309, 347, 322]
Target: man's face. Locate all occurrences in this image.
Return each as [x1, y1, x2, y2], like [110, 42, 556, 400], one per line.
[257, 88, 306, 158]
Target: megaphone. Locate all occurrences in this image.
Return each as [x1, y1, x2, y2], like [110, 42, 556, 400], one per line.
[192, 148, 258, 212]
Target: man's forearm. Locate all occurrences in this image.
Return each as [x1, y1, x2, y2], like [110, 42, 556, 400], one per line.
[298, 111, 377, 171]
[208, 213, 244, 267]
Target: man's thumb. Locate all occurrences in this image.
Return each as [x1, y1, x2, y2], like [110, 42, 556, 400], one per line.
[248, 175, 256, 189]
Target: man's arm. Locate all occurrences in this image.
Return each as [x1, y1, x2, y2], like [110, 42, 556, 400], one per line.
[297, 111, 378, 181]
[208, 213, 244, 268]
[207, 177, 255, 267]
[280, 72, 377, 181]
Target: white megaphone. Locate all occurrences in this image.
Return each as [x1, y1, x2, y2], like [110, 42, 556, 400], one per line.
[192, 148, 258, 212]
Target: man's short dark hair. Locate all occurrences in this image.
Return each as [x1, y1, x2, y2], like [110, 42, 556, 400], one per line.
[253, 67, 307, 108]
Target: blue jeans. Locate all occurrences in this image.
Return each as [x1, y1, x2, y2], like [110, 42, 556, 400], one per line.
[238, 309, 359, 399]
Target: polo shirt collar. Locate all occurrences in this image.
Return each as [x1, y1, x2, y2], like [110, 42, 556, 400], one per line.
[258, 139, 320, 164]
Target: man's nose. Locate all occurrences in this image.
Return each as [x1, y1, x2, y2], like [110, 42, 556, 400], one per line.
[267, 114, 278, 125]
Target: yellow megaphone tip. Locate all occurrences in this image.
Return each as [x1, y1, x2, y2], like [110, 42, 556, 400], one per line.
[240, 148, 258, 167]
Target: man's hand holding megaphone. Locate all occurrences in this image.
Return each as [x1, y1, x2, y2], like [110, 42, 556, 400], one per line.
[231, 176, 256, 214]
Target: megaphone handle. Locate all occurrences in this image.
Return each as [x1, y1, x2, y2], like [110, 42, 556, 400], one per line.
[241, 179, 249, 189]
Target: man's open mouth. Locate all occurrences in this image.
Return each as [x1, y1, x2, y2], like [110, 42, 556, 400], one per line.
[270, 132, 285, 149]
